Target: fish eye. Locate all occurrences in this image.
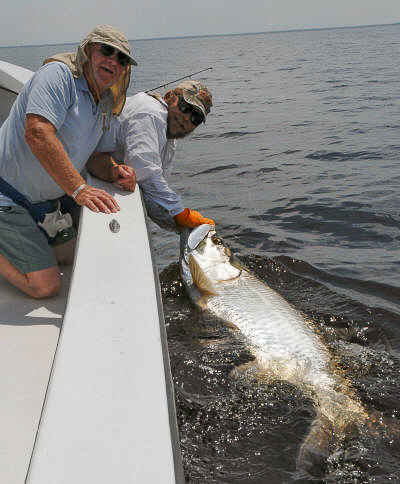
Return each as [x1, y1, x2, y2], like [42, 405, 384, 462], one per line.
[211, 234, 223, 245]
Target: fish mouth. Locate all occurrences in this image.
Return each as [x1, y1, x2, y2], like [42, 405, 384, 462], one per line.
[180, 223, 215, 268]
[187, 224, 215, 251]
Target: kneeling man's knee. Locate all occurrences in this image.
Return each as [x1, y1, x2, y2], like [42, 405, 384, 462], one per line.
[30, 280, 61, 298]
[28, 272, 61, 299]
[30, 279, 61, 299]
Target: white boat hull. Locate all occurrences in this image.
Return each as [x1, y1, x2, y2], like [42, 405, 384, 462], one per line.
[0, 60, 183, 483]
[0, 60, 33, 125]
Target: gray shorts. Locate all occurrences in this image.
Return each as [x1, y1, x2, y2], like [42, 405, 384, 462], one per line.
[0, 206, 57, 274]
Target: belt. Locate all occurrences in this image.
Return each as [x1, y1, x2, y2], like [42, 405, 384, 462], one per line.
[0, 177, 78, 244]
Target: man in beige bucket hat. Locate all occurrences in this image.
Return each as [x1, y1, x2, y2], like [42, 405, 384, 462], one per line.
[0, 25, 136, 298]
[87, 79, 215, 231]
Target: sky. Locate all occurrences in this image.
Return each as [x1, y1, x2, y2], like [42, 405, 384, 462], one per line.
[1, 0, 400, 47]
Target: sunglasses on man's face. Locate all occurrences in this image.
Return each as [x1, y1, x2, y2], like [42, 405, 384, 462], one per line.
[99, 44, 131, 67]
[177, 96, 205, 126]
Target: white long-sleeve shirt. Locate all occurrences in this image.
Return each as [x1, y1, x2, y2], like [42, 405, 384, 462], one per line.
[104, 92, 184, 229]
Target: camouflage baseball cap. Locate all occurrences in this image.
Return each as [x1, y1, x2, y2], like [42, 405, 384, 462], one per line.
[176, 80, 212, 120]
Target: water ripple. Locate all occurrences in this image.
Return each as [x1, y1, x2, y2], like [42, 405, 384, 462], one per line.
[191, 164, 239, 176]
[305, 150, 384, 161]
[218, 131, 264, 138]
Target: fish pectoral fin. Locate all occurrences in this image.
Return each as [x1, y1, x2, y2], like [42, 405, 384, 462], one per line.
[296, 413, 334, 477]
[230, 360, 260, 380]
[231, 359, 281, 384]
[189, 255, 220, 296]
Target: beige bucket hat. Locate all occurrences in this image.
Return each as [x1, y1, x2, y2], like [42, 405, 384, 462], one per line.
[43, 25, 136, 115]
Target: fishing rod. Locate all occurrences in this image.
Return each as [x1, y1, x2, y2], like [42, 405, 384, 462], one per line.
[145, 67, 213, 93]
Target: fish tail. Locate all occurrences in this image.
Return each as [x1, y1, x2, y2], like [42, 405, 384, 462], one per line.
[296, 413, 334, 477]
[297, 390, 370, 477]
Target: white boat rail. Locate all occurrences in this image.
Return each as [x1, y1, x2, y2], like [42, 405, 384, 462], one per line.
[27, 177, 183, 483]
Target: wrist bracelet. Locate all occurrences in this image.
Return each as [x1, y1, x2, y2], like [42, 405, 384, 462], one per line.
[71, 183, 87, 200]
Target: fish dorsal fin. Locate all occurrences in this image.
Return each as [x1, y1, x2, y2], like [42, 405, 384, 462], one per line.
[189, 255, 220, 296]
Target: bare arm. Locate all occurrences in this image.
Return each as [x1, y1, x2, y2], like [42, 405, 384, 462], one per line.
[86, 152, 117, 182]
[87, 151, 136, 192]
[25, 114, 120, 213]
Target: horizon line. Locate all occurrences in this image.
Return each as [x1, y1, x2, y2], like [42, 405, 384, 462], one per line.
[0, 21, 399, 49]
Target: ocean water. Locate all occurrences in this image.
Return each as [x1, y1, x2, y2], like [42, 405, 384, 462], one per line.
[2, 24, 400, 482]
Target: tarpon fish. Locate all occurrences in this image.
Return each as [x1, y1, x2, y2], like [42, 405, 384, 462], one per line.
[179, 224, 369, 474]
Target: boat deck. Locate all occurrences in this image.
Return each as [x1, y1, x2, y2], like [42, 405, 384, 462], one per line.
[0, 268, 70, 483]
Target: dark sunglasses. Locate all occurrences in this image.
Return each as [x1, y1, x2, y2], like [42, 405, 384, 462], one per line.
[99, 43, 131, 67]
[177, 96, 205, 126]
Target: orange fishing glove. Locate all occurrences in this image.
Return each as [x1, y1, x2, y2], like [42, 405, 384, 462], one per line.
[174, 208, 215, 228]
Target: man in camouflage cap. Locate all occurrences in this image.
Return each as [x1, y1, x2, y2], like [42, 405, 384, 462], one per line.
[87, 79, 215, 231]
